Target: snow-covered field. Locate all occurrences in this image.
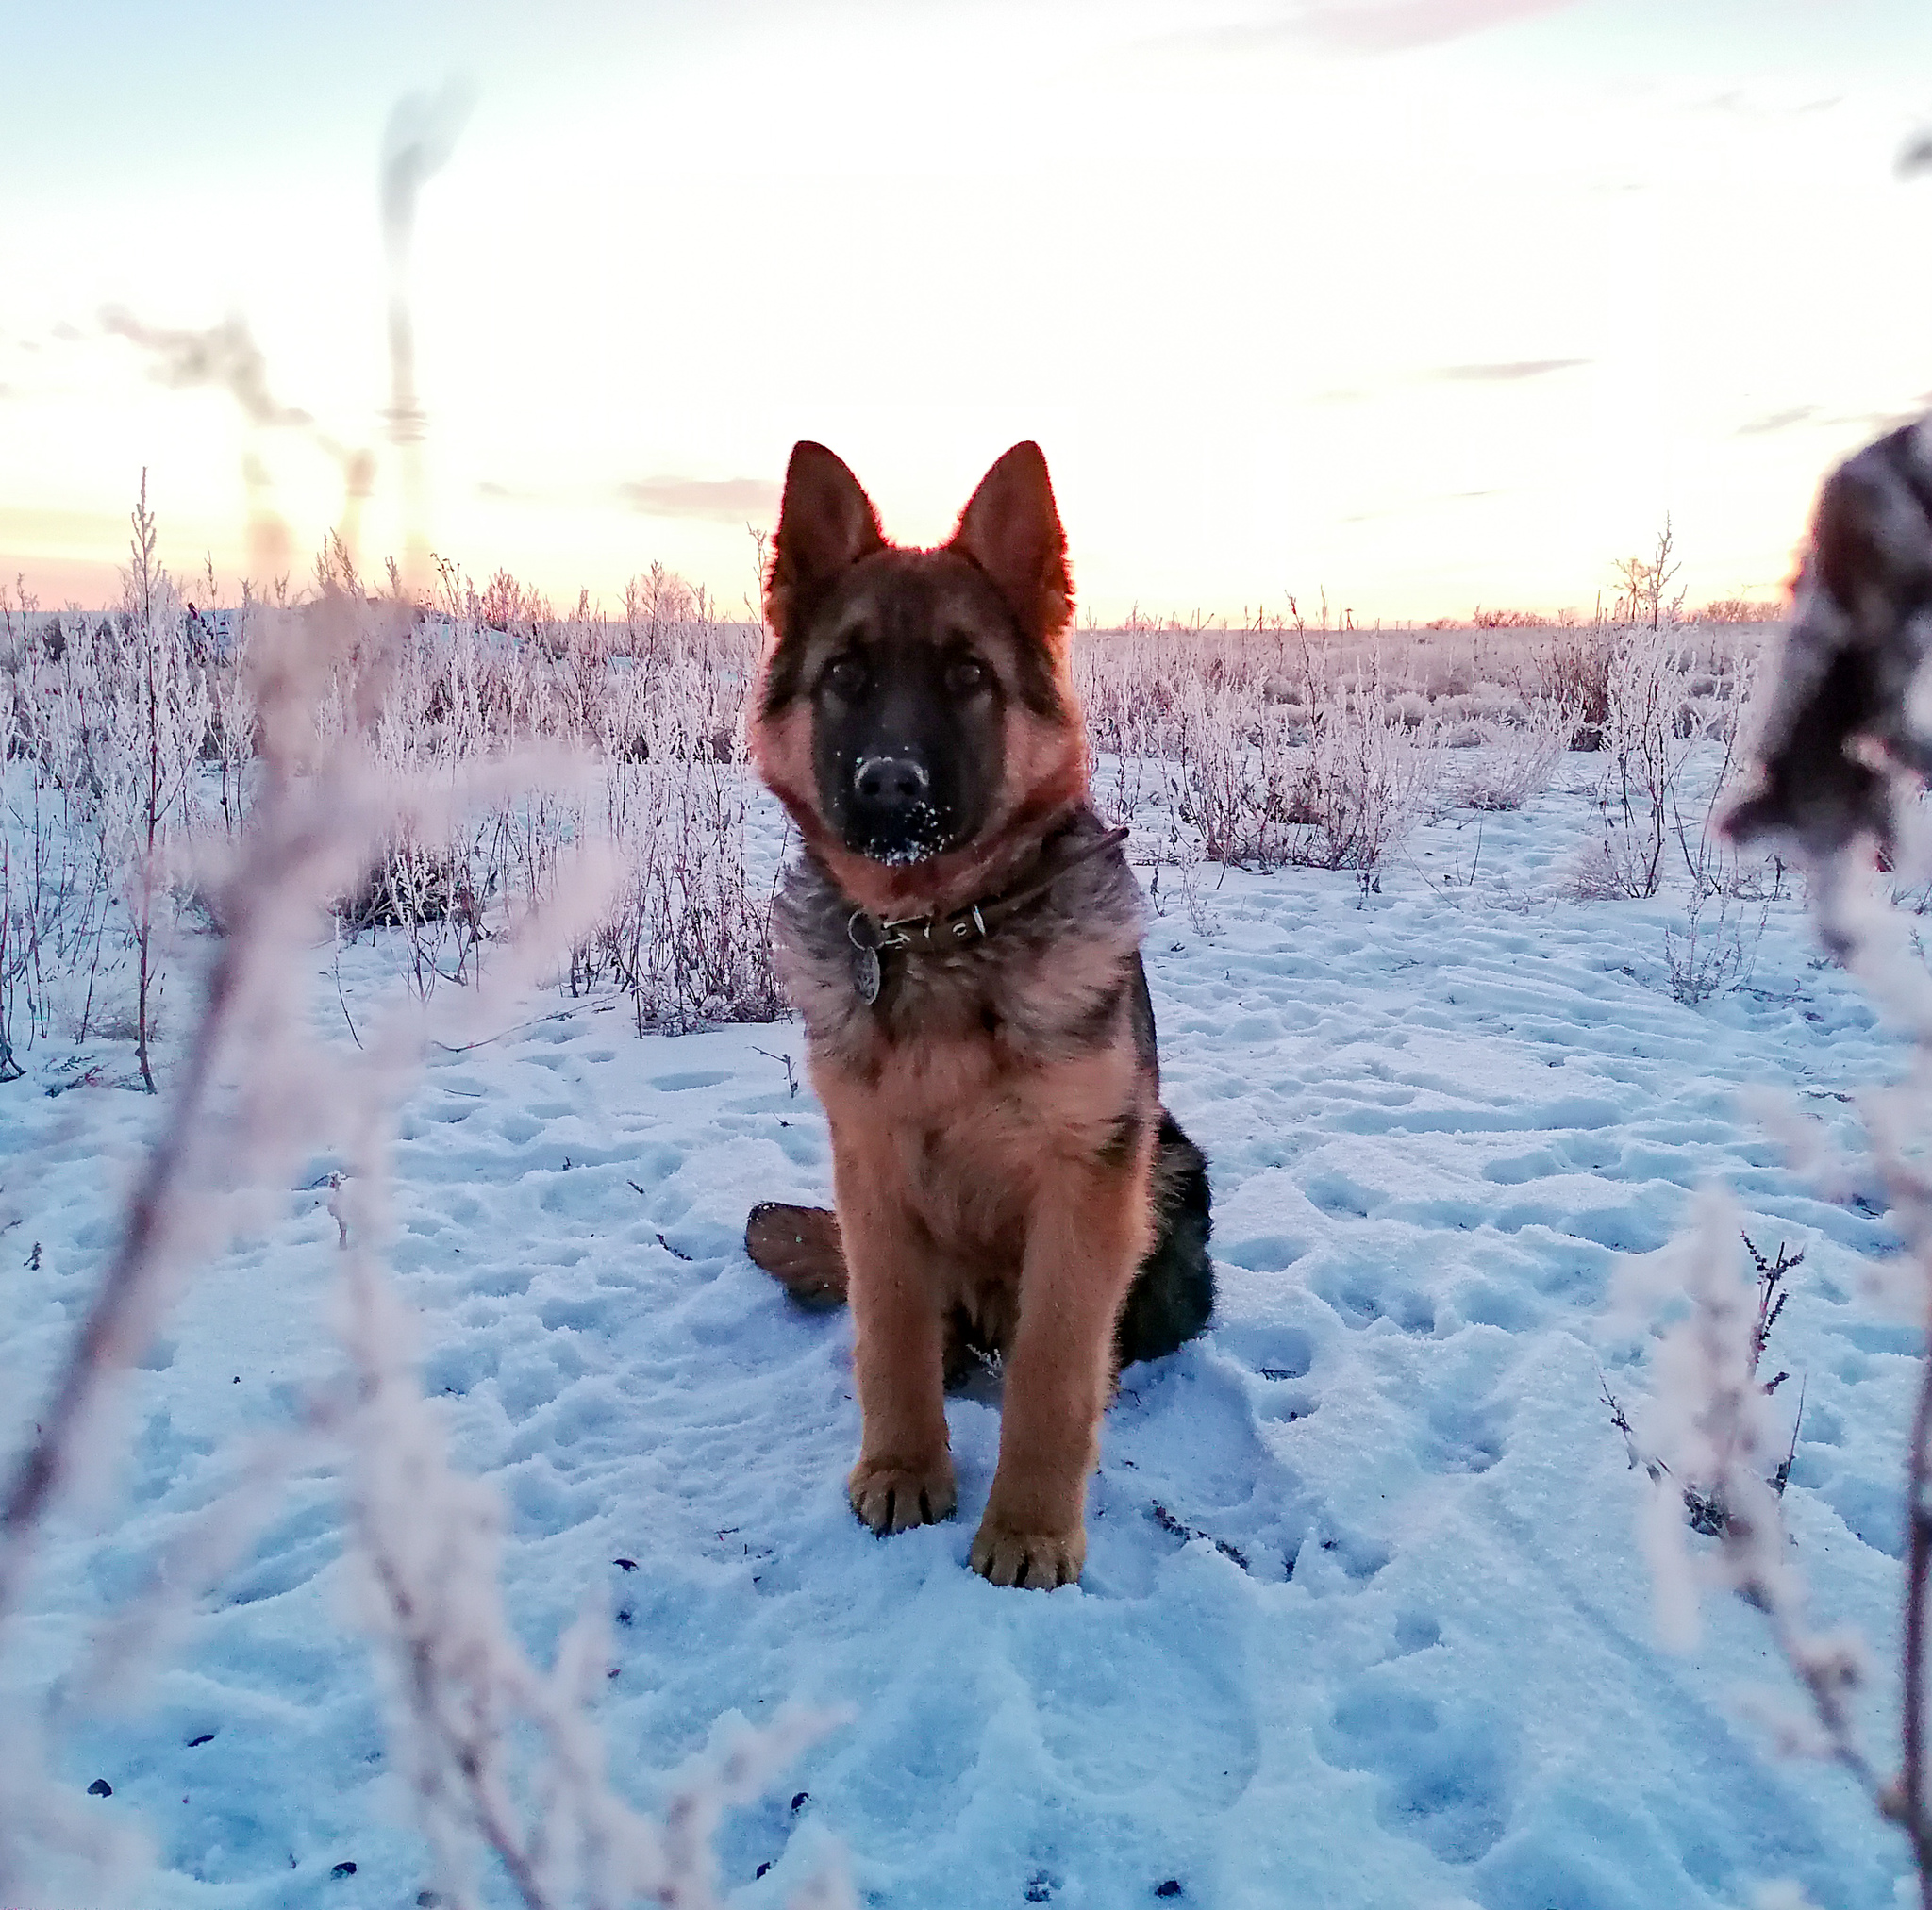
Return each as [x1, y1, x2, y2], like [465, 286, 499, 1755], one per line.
[1, 749, 1918, 1908]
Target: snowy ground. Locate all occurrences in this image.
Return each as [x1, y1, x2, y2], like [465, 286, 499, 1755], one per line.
[0, 748, 1921, 1908]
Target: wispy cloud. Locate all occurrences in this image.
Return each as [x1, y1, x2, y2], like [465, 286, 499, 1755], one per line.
[618, 476, 781, 524]
[1737, 406, 1819, 437]
[1431, 358, 1591, 383]
[1302, 0, 1581, 53]
[1173, 0, 1580, 57]
[1735, 402, 1928, 439]
[1341, 488, 1504, 524]
[1699, 88, 1841, 120]
[1315, 359, 1587, 405]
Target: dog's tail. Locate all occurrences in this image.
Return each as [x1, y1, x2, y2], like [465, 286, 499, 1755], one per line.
[744, 1202, 848, 1309]
[1114, 1110, 1214, 1367]
[744, 1108, 1213, 1366]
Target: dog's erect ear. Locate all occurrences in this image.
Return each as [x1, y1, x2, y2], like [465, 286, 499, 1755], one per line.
[947, 441, 1073, 645]
[766, 442, 887, 638]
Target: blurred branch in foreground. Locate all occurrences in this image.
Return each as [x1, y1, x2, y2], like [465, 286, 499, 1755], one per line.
[1624, 415, 1932, 1906]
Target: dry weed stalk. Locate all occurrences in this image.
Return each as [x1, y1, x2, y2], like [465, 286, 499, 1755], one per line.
[1636, 415, 1932, 1902]
[335, 1108, 844, 1910]
[1614, 1192, 1868, 1786]
[0, 597, 846, 1906]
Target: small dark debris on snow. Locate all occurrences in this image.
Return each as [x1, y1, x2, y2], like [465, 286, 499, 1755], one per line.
[616, 1606, 635, 1628]
[614, 1556, 638, 1571]
[88, 1777, 111, 1796]
[657, 1231, 693, 1261]
[791, 1790, 808, 1812]
[1156, 1882, 1184, 1899]
[331, 1861, 358, 1878]
[26, 1241, 40, 1270]
[188, 1732, 215, 1747]
[1151, 1501, 1251, 1571]
[1026, 1873, 1053, 1902]
[419, 1893, 443, 1907]
[757, 1861, 773, 1879]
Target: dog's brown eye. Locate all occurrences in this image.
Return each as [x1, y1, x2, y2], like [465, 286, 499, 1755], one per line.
[825, 656, 868, 699]
[947, 656, 990, 696]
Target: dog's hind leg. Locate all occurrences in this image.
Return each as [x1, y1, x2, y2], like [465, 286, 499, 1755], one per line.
[745, 1202, 848, 1309]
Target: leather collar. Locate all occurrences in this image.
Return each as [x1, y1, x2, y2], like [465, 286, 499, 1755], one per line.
[843, 823, 1129, 1004]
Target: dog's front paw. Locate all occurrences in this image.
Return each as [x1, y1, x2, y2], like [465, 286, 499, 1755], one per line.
[848, 1456, 957, 1536]
[969, 1517, 1085, 1589]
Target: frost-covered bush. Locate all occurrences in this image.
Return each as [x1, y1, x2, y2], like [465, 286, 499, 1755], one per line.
[1285, 666, 1440, 872]
[0, 494, 786, 1050]
[1535, 627, 1612, 745]
[2, 494, 226, 1076]
[1579, 623, 1713, 898]
[1445, 700, 1574, 812]
[1387, 688, 1431, 729]
[1074, 626, 1600, 872]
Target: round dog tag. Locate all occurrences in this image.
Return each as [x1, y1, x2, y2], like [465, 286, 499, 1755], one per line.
[852, 943, 882, 1005]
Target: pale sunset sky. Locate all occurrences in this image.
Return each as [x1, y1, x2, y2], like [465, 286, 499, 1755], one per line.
[4, 0, 1931, 623]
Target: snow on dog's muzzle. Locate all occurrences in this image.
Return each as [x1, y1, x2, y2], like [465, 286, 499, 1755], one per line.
[847, 754, 950, 864]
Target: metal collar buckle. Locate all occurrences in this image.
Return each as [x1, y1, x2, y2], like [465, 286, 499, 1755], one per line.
[846, 902, 990, 1005]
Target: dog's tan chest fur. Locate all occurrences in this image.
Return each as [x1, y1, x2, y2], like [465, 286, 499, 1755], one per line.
[817, 1005, 1143, 1260]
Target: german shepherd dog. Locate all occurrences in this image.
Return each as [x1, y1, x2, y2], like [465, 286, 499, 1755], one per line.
[744, 441, 1212, 1588]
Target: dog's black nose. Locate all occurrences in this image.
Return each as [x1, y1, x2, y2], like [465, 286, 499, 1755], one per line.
[853, 756, 929, 809]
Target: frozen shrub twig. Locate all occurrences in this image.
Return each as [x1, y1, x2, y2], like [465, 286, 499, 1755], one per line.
[1722, 418, 1932, 1896]
[0, 595, 848, 1904]
[0, 607, 401, 1632]
[1662, 890, 1767, 1006]
[1623, 413, 1932, 1902]
[332, 1115, 844, 1910]
[1613, 1193, 1877, 1802]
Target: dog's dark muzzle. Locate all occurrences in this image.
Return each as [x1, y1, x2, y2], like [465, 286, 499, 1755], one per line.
[846, 755, 952, 864]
